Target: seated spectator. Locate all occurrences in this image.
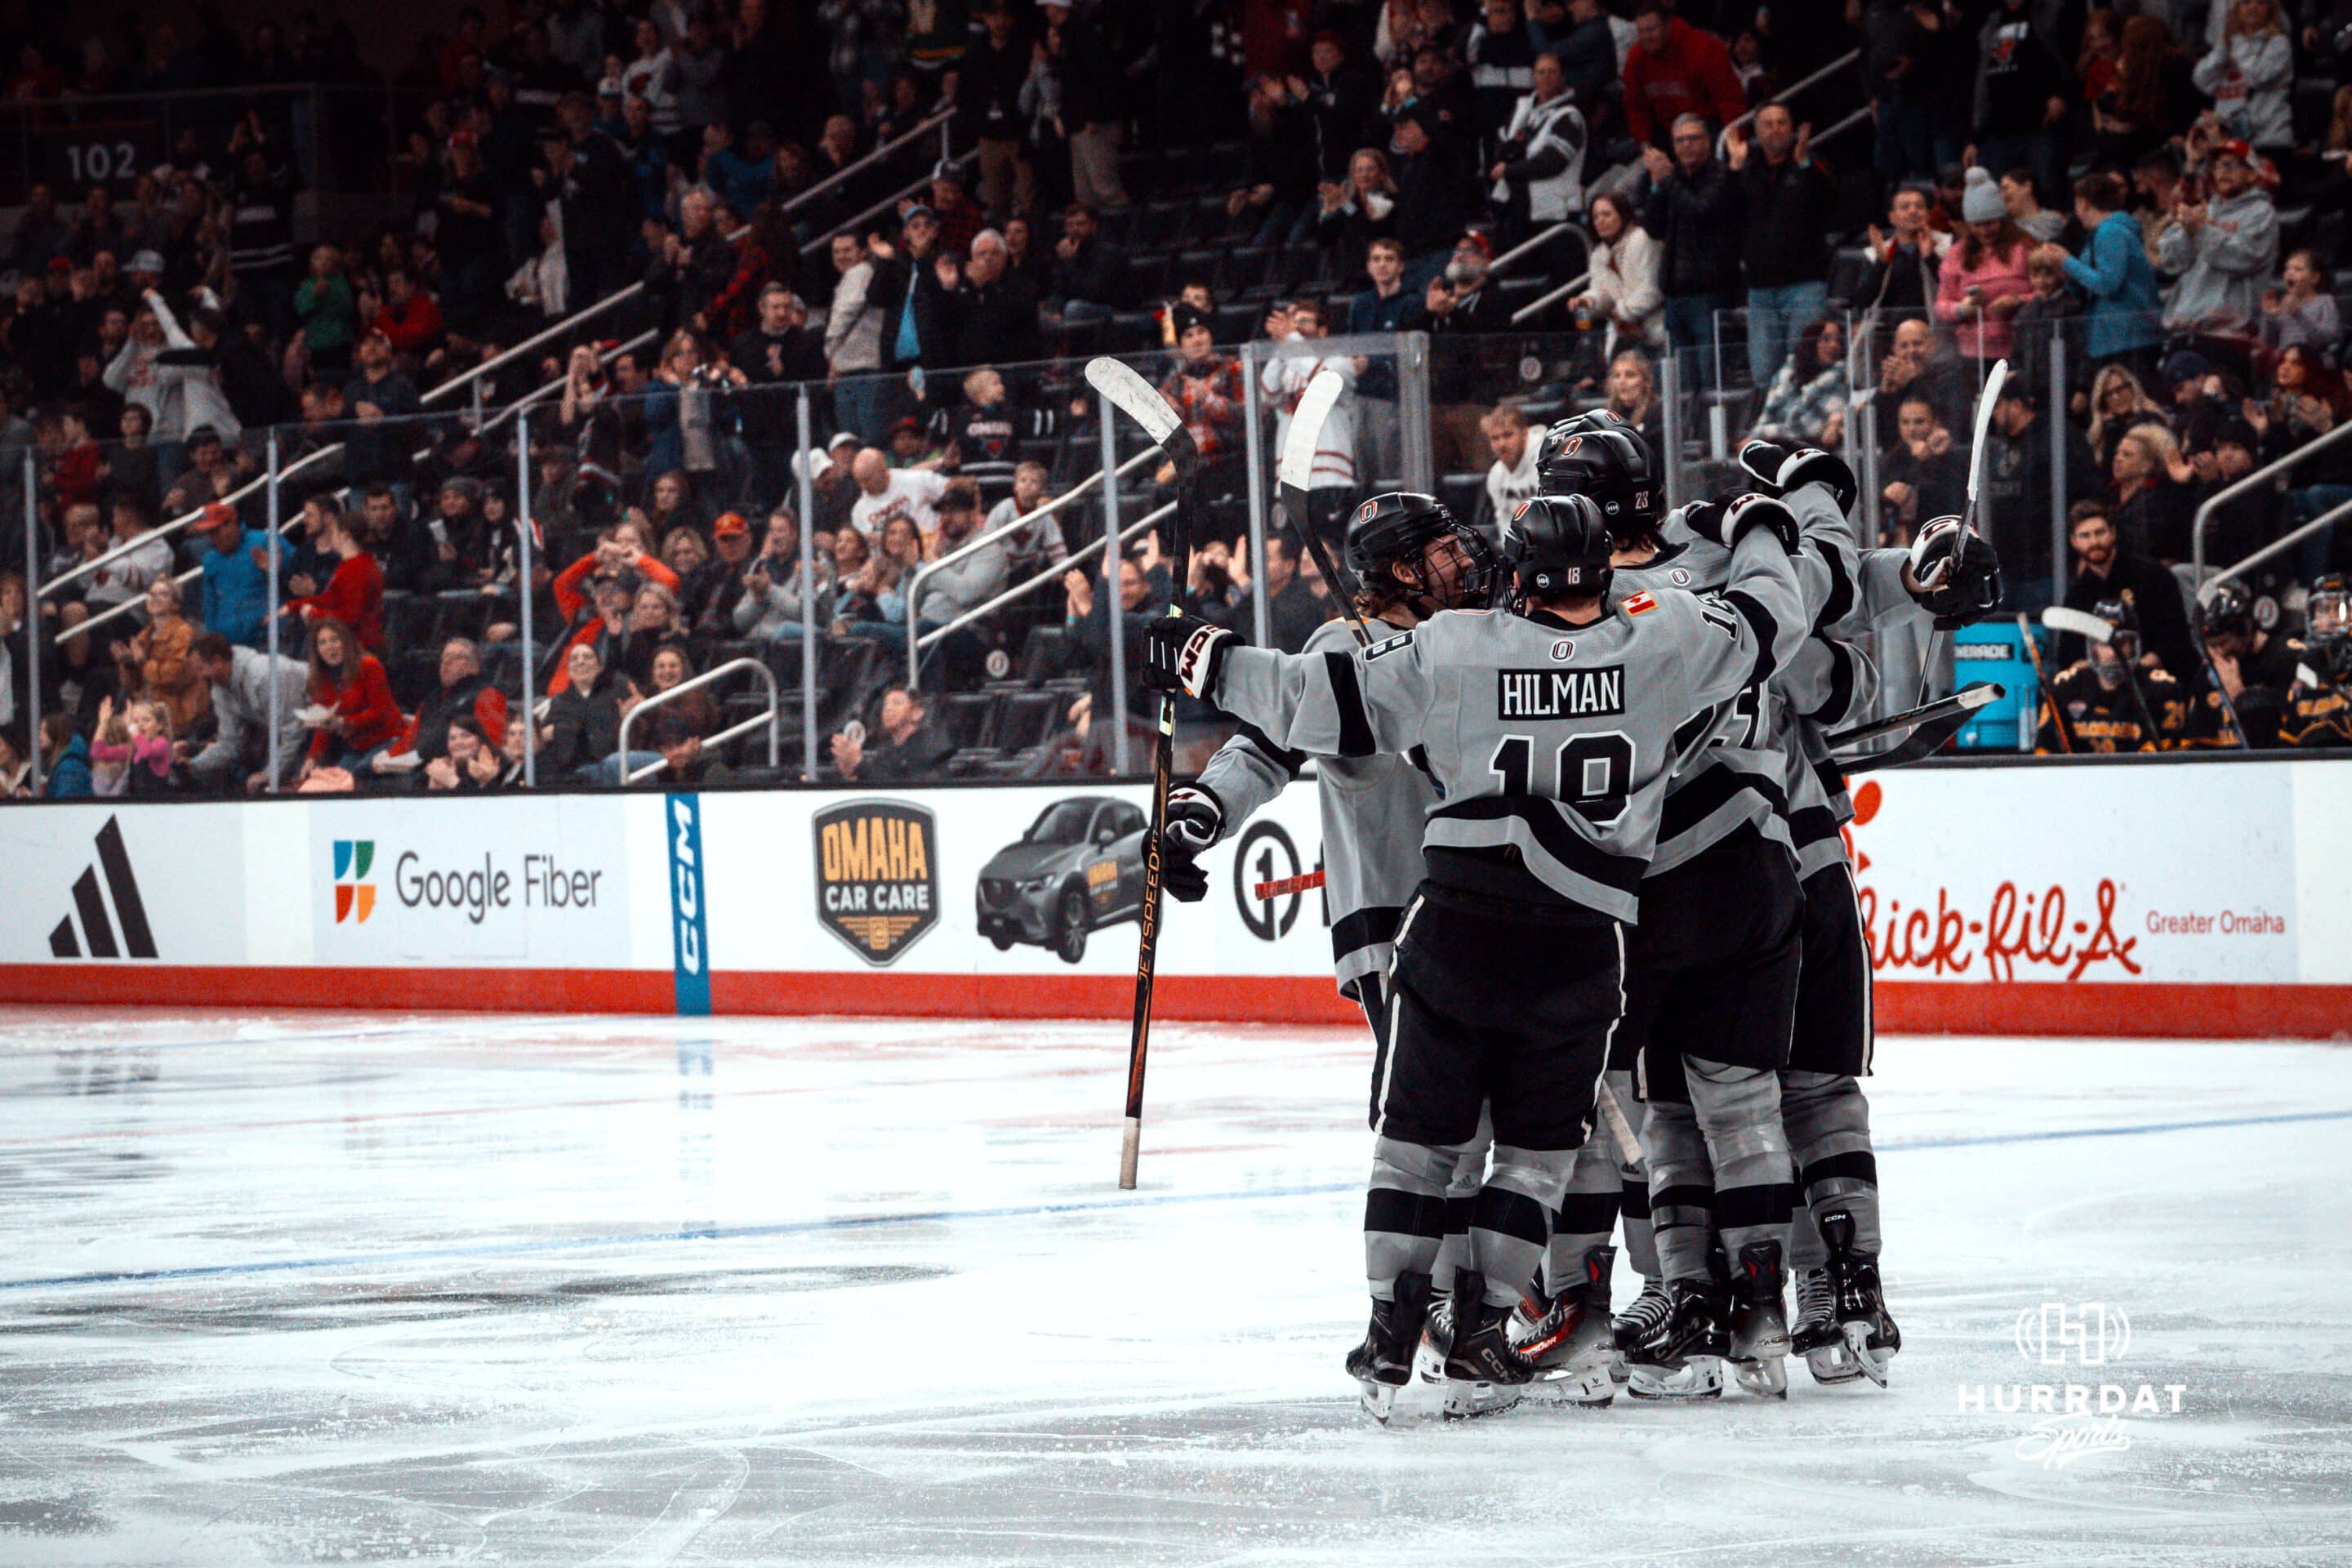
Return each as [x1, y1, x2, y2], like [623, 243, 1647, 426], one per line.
[1317, 149, 1401, 283]
[829, 685, 951, 782]
[2110, 421, 2196, 562]
[505, 212, 570, 322]
[1751, 317, 1851, 452]
[641, 644, 719, 737]
[1574, 191, 1664, 360]
[1983, 381, 2100, 595]
[913, 480, 1005, 631]
[1876, 315, 1973, 437]
[1064, 553, 1169, 707]
[663, 523, 724, 626]
[849, 446, 950, 539]
[39, 711, 93, 799]
[2038, 171, 2163, 381]
[372, 266, 445, 360]
[388, 638, 509, 768]
[1185, 537, 1254, 635]
[1879, 396, 1967, 544]
[541, 641, 644, 781]
[341, 330, 421, 488]
[1048, 203, 1133, 323]
[2060, 499, 2198, 677]
[124, 577, 206, 734]
[283, 496, 386, 653]
[2155, 140, 2278, 341]
[648, 706, 733, 787]
[2087, 363, 2172, 473]
[886, 415, 950, 471]
[0, 725, 30, 798]
[732, 509, 828, 641]
[2184, 416, 2278, 568]
[987, 461, 1069, 579]
[1257, 533, 1334, 653]
[548, 526, 682, 693]
[185, 631, 308, 793]
[425, 718, 507, 791]
[1481, 401, 1539, 532]
[91, 695, 176, 797]
[1601, 348, 1666, 461]
[1936, 171, 2034, 363]
[2259, 249, 2341, 359]
[300, 616, 404, 778]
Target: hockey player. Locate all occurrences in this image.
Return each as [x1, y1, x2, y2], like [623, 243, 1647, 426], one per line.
[2281, 574, 2352, 747]
[1138, 485, 1823, 1421]
[2185, 581, 2303, 748]
[2036, 599, 2189, 752]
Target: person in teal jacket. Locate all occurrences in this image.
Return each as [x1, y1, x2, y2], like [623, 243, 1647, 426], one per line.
[2038, 171, 2162, 378]
[39, 717, 92, 798]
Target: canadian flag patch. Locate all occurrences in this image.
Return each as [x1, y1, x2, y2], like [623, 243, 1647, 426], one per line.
[1621, 591, 1658, 616]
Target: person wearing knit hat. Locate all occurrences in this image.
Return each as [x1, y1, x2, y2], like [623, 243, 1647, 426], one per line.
[1934, 168, 2034, 363]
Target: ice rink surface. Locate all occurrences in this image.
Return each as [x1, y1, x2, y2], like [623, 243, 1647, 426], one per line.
[1, 1008, 2349, 1566]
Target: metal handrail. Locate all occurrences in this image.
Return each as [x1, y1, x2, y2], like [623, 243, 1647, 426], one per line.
[902, 445, 1161, 686]
[1489, 220, 1580, 282]
[1804, 107, 1873, 156]
[2208, 495, 2352, 593]
[42, 442, 347, 601]
[617, 656, 779, 783]
[1511, 269, 1591, 325]
[56, 564, 205, 647]
[421, 286, 645, 407]
[781, 107, 955, 222]
[1718, 49, 1860, 152]
[801, 168, 938, 259]
[2192, 420, 2352, 577]
[911, 501, 1176, 680]
[476, 329, 661, 440]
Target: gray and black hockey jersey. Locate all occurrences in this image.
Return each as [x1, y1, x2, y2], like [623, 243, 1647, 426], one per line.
[1771, 634, 1880, 879]
[1608, 483, 1864, 875]
[1207, 528, 1812, 923]
[1194, 616, 1435, 999]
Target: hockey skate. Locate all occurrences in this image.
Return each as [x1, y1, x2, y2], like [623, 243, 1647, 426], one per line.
[1413, 1286, 1454, 1385]
[1441, 1271, 1539, 1419]
[1508, 1244, 1618, 1405]
[1611, 1277, 1672, 1378]
[1346, 1270, 1435, 1423]
[1792, 1265, 1862, 1385]
[1820, 1209, 1900, 1388]
[1726, 1241, 1791, 1399]
[1624, 1280, 1729, 1401]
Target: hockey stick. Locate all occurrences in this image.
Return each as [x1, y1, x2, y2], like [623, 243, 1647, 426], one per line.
[2016, 611, 2073, 754]
[1914, 358, 2009, 706]
[1824, 682, 2001, 751]
[1085, 356, 1200, 1191]
[1253, 869, 1326, 900]
[2042, 605, 2164, 750]
[2185, 591, 2252, 748]
[1274, 368, 1371, 649]
[1840, 704, 1980, 772]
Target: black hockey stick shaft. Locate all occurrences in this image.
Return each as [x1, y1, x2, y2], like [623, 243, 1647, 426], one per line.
[2190, 638, 2252, 748]
[1842, 706, 1977, 772]
[1823, 682, 1999, 750]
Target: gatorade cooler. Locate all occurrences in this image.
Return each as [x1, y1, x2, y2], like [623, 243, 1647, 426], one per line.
[1951, 622, 2039, 751]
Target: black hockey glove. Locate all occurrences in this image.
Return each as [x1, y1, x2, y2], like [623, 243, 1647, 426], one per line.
[1157, 784, 1223, 903]
[1140, 612, 1235, 700]
[1737, 439, 1859, 514]
[1908, 517, 2003, 630]
[1682, 492, 1801, 555]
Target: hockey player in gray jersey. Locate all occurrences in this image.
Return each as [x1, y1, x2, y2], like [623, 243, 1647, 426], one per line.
[1139, 486, 1825, 1420]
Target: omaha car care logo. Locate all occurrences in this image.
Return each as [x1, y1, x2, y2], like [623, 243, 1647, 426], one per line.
[813, 799, 938, 965]
[332, 839, 377, 924]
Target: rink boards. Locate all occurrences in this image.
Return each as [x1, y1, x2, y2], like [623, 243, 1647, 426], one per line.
[1, 758, 2345, 1038]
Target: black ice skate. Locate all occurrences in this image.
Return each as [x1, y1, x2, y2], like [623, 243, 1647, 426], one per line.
[1726, 1240, 1791, 1399]
[1792, 1265, 1859, 1385]
[1612, 1277, 1673, 1359]
[1624, 1279, 1729, 1401]
[1441, 1271, 1538, 1419]
[1820, 1209, 1900, 1388]
[1413, 1285, 1455, 1385]
[1346, 1270, 1434, 1423]
[1509, 1244, 1618, 1404]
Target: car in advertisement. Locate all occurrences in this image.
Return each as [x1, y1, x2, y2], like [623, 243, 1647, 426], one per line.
[975, 795, 1149, 963]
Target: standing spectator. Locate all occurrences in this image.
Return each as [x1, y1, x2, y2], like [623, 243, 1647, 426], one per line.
[2091, 16, 2198, 170]
[283, 496, 386, 653]
[948, 229, 1042, 367]
[1047, 203, 1132, 323]
[1156, 310, 1247, 492]
[1465, 0, 1539, 164]
[1730, 105, 1835, 392]
[1751, 316, 1851, 452]
[2155, 140, 2278, 341]
[2042, 170, 2163, 380]
[1620, 2, 1744, 150]
[825, 233, 889, 443]
[1968, 0, 2074, 207]
[960, 2, 1037, 220]
[1054, 0, 1132, 212]
[1387, 101, 1478, 272]
[1936, 170, 2035, 363]
[1856, 184, 1950, 330]
[293, 245, 357, 376]
[1348, 239, 1417, 483]
[1981, 381, 2098, 599]
[1639, 114, 1741, 386]
[1574, 191, 1664, 359]
[1487, 52, 1587, 254]
[196, 501, 271, 649]
[341, 330, 421, 489]
[2194, 0, 2293, 154]
[1316, 149, 1401, 281]
[105, 290, 238, 444]
[184, 631, 309, 792]
[541, 96, 638, 307]
[849, 447, 951, 539]
[301, 616, 404, 777]
[1230, 73, 1321, 247]
[1258, 300, 1357, 541]
[2001, 168, 2067, 242]
[645, 189, 735, 333]
[1300, 32, 1379, 182]
[1874, 0, 1967, 181]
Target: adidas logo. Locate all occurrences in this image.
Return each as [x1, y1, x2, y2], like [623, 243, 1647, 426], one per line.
[47, 817, 158, 960]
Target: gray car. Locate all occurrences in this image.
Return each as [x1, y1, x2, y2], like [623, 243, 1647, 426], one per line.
[976, 796, 1149, 964]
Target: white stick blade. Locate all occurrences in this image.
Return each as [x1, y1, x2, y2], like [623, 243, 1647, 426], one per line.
[1278, 369, 1348, 493]
[1084, 357, 1183, 448]
[1964, 359, 2011, 510]
[2041, 605, 2114, 643]
[1953, 681, 2002, 710]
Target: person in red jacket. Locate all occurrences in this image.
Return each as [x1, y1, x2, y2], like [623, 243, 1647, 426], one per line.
[546, 526, 683, 694]
[372, 265, 445, 357]
[301, 616, 406, 774]
[1622, 4, 1748, 149]
[283, 494, 385, 652]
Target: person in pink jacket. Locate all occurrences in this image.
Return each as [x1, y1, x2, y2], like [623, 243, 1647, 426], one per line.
[1935, 168, 2036, 362]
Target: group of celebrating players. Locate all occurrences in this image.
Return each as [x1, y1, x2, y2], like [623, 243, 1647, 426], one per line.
[1134, 412, 2002, 1421]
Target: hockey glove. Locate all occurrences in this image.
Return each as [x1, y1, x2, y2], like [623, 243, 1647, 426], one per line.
[1140, 612, 1235, 700]
[1157, 784, 1223, 903]
[1908, 517, 2003, 630]
[1737, 439, 1857, 514]
[1683, 492, 1801, 555]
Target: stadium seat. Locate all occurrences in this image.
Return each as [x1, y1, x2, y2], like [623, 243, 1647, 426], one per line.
[997, 690, 1065, 754]
[1018, 625, 1070, 683]
[943, 692, 999, 750]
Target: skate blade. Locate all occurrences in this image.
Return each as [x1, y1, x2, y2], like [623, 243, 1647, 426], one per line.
[1803, 1344, 1865, 1385]
[1413, 1338, 1448, 1386]
[1441, 1379, 1526, 1419]
[1731, 1356, 1788, 1399]
[1843, 1321, 1891, 1389]
[1526, 1364, 1616, 1407]
[1625, 1357, 1726, 1401]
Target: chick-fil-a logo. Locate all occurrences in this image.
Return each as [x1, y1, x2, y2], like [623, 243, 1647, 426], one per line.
[1844, 781, 2142, 982]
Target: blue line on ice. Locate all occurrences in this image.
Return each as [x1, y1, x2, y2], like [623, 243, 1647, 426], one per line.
[4, 1107, 2346, 1294]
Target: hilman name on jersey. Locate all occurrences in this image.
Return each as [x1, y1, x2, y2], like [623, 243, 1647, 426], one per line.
[1496, 666, 1628, 719]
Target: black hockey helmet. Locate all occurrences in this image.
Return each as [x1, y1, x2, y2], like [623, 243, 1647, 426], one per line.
[1342, 491, 1495, 614]
[2308, 573, 2352, 679]
[1499, 492, 1614, 605]
[2196, 578, 2256, 641]
[2091, 595, 2140, 662]
[1535, 413, 1661, 544]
